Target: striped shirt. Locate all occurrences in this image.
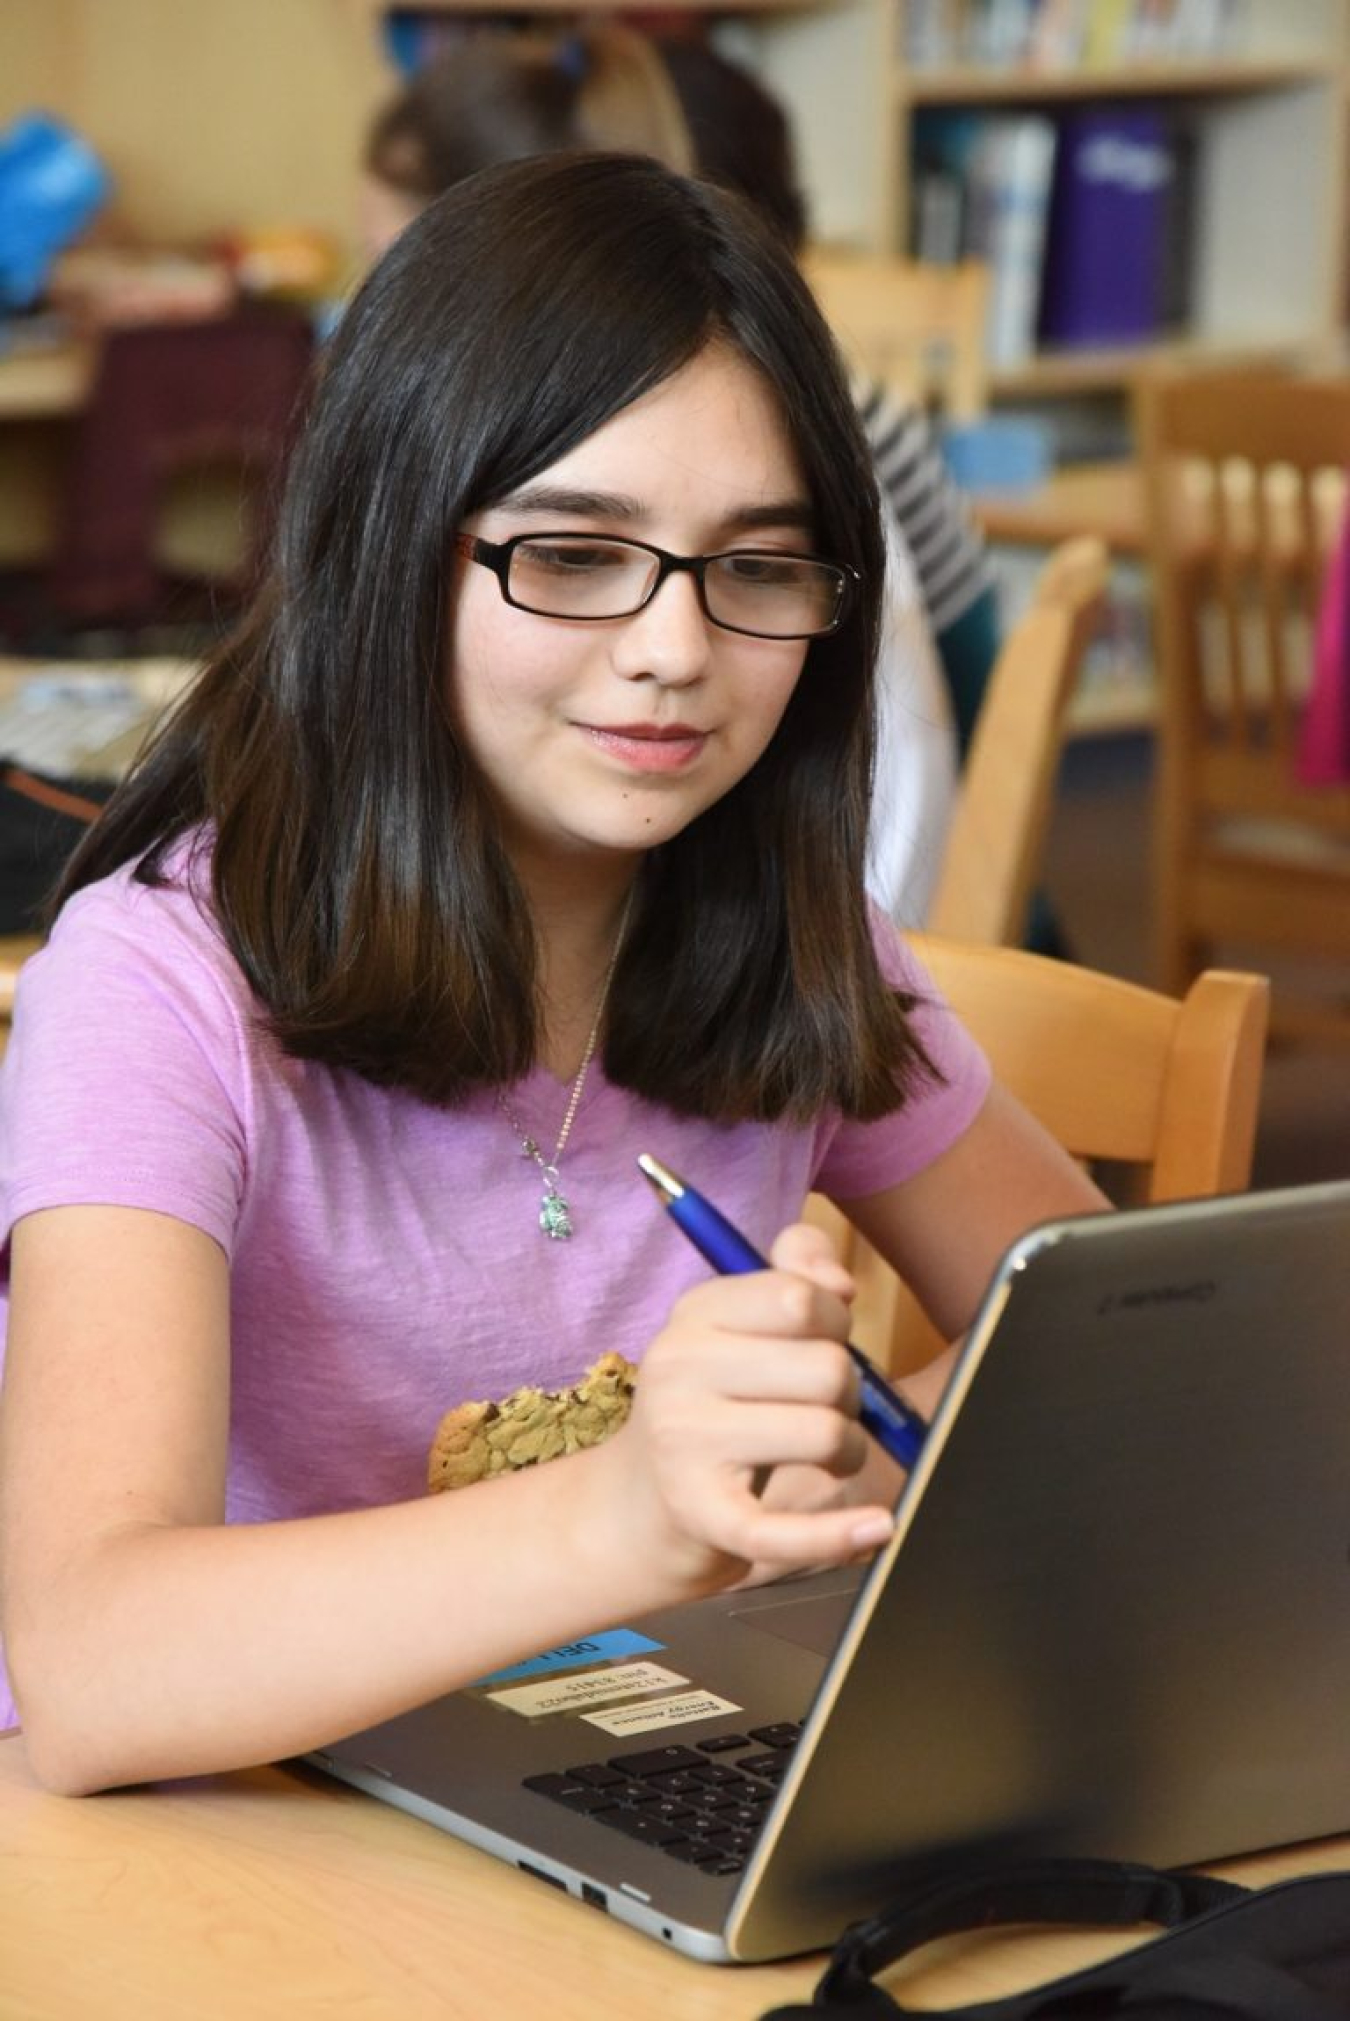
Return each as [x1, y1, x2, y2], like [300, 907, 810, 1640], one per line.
[856, 377, 993, 637]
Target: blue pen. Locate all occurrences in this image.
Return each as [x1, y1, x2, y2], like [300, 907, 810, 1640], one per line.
[637, 1153, 926, 1470]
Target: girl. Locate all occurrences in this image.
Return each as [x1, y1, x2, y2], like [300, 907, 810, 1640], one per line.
[0, 155, 1103, 1795]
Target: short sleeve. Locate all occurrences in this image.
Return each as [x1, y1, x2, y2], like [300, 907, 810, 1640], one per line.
[0, 871, 256, 1256]
[812, 914, 992, 1200]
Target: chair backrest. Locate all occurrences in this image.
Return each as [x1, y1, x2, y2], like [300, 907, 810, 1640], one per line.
[1137, 367, 1350, 1039]
[801, 251, 990, 421]
[927, 535, 1109, 944]
[807, 932, 1270, 1373]
[45, 306, 315, 629]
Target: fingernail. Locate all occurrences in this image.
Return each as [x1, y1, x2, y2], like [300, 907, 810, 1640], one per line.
[850, 1512, 894, 1551]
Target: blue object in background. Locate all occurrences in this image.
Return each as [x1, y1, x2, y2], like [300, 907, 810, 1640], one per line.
[0, 111, 111, 311]
[1036, 105, 1176, 348]
[380, 9, 428, 76]
[941, 416, 1052, 495]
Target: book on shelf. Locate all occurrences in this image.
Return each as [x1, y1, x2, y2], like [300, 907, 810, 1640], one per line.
[972, 116, 1058, 369]
[911, 109, 983, 263]
[1036, 104, 1191, 348]
[913, 112, 1057, 369]
[910, 98, 1199, 364]
[903, 0, 966, 68]
[902, 0, 1249, 72]
[1158, 110, 1199, 331]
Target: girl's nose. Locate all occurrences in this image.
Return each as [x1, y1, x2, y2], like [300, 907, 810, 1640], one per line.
[609, 569, 714, 685]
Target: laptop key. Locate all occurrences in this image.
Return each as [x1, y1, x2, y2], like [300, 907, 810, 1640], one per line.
[522, 1772, 591, 1802]
[564, 1762, 629, 1787]
[737, 1751, 789, 1781]
[747, 1723, 802, 1748]
[603, 1809, 691, 1848]
[653, 1770, 716, 1798]
[638, 1797, 702, 1824]
[557, 1787, 622, 1815]
[700, 1785, 757, 1812]
[608, 1745, 706, 1779]
[696, 1733, 750, 1752]
[664, 1837, 725, 1864]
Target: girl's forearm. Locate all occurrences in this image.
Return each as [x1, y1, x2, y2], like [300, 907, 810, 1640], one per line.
[12, 1446, 661, 1796]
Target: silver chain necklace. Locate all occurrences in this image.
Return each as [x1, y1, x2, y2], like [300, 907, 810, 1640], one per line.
[496, 891, 633, 1240]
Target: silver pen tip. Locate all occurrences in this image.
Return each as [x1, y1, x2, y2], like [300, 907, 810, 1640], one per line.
[637, 1153, 684, 1202]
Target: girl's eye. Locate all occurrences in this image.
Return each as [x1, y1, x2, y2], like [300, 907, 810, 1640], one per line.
[521, 541, 627, 576]
[722, 553, 805, 587]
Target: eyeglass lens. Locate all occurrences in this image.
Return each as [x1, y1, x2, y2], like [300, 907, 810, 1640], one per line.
[506, 537, 845, 639]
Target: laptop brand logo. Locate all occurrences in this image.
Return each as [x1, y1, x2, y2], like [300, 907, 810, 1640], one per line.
[1096, 1279, 1217, 1316]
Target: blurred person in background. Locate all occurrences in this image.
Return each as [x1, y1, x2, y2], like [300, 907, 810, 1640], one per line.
[358, 20, 694, 263]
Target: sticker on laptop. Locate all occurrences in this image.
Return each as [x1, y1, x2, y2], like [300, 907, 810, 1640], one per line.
[485, 1660, 692, 1720]
[582, 1689, 743, 1738]
[472, 1628, 664, 1688]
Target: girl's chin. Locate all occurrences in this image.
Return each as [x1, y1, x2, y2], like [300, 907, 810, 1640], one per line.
[510, 791, 726, 859]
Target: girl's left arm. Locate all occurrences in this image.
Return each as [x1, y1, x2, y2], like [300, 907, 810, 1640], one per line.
[838, 1079, 1110, 1403]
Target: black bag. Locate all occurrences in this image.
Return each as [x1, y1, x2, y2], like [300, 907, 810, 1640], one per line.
[0, 761, 113, 933]
[758, 1858, 1350, 2021]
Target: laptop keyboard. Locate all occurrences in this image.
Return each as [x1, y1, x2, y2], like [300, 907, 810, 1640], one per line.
[523, 1723, 802, 1875]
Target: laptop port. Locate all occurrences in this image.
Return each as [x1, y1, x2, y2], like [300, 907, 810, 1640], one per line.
[517, 1860, 567, 1892]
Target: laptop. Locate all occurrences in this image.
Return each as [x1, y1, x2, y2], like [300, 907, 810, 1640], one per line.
[303, 1178, 1350, 1963]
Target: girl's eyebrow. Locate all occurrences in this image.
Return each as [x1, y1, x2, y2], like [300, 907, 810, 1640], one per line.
[499, 483, 817, 536]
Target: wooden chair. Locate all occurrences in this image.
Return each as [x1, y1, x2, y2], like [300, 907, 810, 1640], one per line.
[801, 251, 990, 422]
[927, 534, 1109, 944]
[807, 932, 1270, 1374]
[1137, 367, 1350, 1043]
[0, 307, 314, 652]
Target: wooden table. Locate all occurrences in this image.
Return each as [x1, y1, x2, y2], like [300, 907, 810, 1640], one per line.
[0, 653, 195, 777]
[2, 1733, 1347, 2020]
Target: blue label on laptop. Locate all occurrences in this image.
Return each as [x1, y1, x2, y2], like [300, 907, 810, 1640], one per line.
[473, 1629, 665, 1687]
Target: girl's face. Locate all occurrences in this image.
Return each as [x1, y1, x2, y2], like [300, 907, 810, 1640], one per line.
[446, 343, 815, 881]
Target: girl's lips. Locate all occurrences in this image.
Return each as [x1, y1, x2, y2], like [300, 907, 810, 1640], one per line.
[581, 724, 708, 773]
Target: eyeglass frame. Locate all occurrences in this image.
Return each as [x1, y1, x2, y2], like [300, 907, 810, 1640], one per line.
[453, 530, 860, 641]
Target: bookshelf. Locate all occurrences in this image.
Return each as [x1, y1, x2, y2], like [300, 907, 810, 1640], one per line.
[342, 3, 1350, 404]
[743, 0, 1350, 402]
[731, 0, 1350, 733]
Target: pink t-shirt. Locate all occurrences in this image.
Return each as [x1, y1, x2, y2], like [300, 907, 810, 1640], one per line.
[0, 858, 990, 1729]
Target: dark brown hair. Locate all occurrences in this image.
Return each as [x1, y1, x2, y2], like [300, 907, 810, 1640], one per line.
[56, 153, 931, 1123]
[657, 39, 809, 252]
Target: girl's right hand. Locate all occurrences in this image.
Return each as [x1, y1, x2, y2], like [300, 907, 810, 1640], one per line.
[590, 1222, 897, 1601]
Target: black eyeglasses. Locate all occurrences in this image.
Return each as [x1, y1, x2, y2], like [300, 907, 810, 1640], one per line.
[454, 531, 858, 641]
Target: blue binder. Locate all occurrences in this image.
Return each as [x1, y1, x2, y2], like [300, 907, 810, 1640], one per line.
[1036, 105, 1179, 348]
